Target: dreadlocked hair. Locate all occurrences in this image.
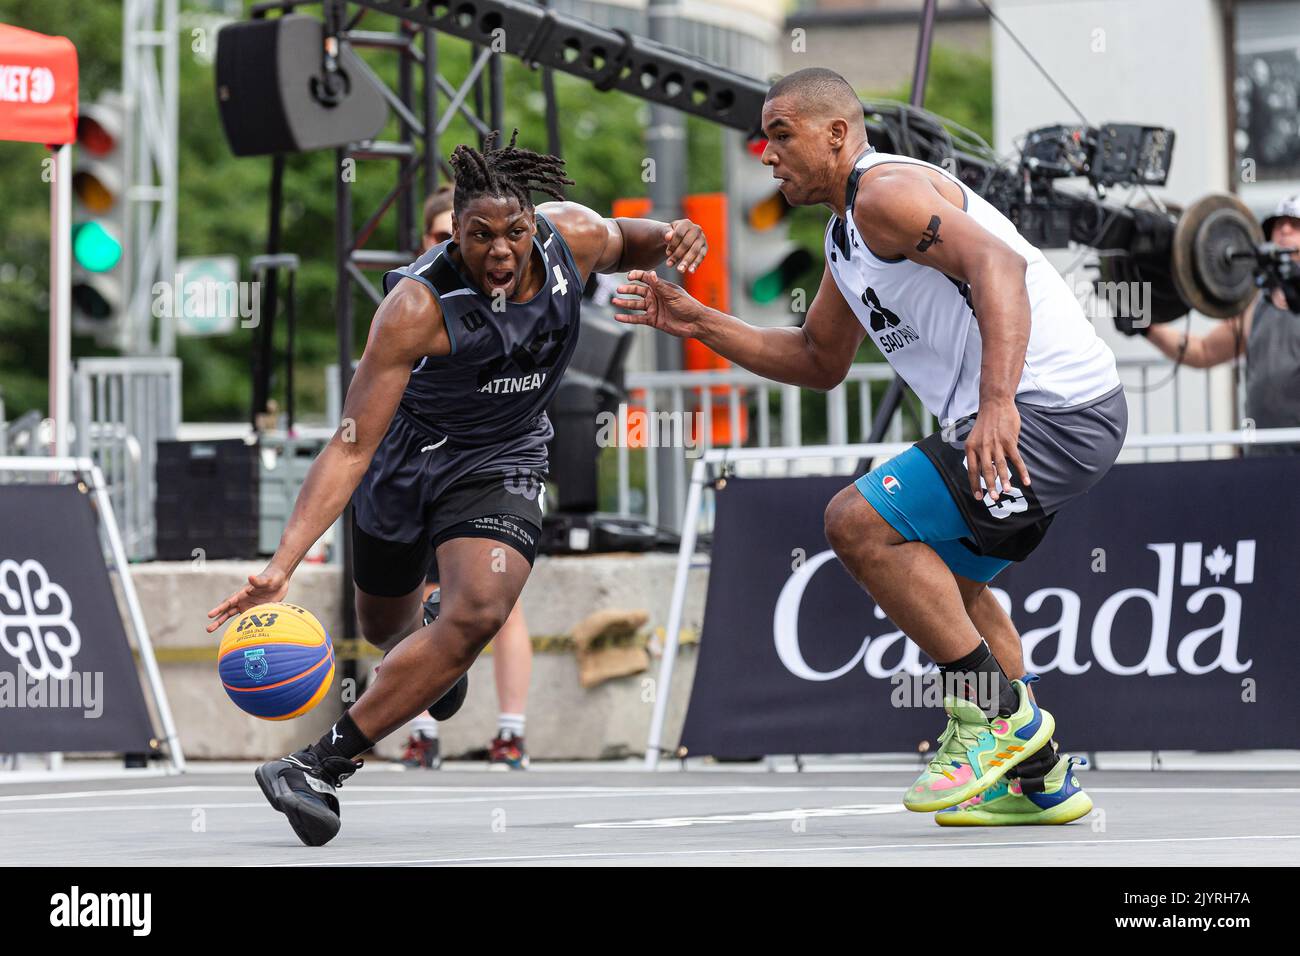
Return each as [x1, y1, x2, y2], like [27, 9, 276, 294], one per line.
[448, 128, 574, 215]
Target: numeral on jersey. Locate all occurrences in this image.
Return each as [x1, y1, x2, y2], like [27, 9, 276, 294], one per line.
[551, 264, 569, 297]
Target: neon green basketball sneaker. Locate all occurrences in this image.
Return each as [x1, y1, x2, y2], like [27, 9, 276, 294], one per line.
[902, 677, 1055, 813]
[935, 755, 1093, 826]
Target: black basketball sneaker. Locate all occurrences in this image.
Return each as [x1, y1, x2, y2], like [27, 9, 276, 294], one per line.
[255, 749, 362, 847]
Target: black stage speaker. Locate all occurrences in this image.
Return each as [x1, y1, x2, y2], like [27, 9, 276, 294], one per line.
[547, 308, 633, 514]
[155, 439, 260, 560]
[215, 15, 389, 157]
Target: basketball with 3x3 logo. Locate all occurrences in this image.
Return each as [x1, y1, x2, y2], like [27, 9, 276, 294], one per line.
[218, 602, 335, 720]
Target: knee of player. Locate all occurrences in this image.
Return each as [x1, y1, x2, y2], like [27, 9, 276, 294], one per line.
[958, 580, 988, 614]
[823, 489, 875, 557]
[439, 595, 511, 651]
[357, 613, 416, 651]
[823, 495, 850, 553]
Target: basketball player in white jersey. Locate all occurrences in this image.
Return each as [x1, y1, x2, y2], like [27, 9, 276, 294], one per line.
[613, 68, 1127, 826]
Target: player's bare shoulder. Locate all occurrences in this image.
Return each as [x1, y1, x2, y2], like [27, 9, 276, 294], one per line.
[853, 164, 964, 260]
[369, 274, 453, 363]
[534, 200, 614, 280]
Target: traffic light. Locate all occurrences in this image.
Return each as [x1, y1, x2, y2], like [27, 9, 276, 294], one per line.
[71, 92, 127, 347]
[728, 129, 813, 326]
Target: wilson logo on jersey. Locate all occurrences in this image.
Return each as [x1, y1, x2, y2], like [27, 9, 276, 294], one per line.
[862, 287, 919, 354]
[461, 309, 489, 333]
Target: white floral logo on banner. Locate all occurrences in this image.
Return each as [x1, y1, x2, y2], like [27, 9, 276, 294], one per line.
[0, 559, 81, 680]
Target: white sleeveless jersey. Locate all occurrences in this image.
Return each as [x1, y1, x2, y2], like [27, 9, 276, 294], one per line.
[825, 149, 1120, 422]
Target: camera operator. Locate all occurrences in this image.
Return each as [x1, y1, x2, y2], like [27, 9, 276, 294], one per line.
[1137, 195, 1300, 456]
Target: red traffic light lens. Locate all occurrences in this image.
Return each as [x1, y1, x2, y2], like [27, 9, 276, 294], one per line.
[76, 116, 117, 157]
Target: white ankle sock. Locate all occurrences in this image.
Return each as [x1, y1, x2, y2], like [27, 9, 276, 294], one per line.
[498, 712, 525, 737]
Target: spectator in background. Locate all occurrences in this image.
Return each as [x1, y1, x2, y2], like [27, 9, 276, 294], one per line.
[1136, 195, 1300, 456]
[399, 182, 536, 770]
[420, 184, 455, 250]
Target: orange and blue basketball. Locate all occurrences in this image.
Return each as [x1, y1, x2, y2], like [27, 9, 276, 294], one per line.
[218, 602, 335, 720]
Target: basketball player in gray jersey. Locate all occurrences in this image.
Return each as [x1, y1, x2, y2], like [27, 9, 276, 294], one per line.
[207, 130, 708, 846]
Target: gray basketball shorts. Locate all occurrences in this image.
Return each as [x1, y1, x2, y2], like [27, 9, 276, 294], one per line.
[350, 409, 548, 596]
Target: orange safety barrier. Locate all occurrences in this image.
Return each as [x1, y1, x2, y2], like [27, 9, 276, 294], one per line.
[612, 194, 748, 447]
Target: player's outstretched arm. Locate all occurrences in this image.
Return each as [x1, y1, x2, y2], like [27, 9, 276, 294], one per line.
[612, 262, 865, 392]
[536, 200, 708, 280]
[205, 281, 444, 631]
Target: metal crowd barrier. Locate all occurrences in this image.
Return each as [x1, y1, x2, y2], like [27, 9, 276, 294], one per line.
[0, 410, 47, 458]
[72, 357, 182, 561]
[619, 356, 1236, 529]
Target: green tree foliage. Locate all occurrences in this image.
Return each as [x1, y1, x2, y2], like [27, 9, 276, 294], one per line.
[0, 0, 123, 419]
[0, 0, 985, 432]
[0, 2, 721, 422]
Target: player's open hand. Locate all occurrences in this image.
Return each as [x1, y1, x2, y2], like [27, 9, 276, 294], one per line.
[663, 219, 707, 274]
[206, 566, 290, 633]
[965, 399, 1031, 502]
[612, 270, 703, 338]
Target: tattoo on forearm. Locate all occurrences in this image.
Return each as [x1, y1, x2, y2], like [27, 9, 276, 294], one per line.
[916, 215, 944, 252]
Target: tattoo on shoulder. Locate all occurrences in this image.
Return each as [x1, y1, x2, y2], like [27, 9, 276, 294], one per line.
[916, 215, 943, 253]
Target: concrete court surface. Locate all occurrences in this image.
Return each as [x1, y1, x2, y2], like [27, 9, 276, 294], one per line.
[1, 760, 1297, 866]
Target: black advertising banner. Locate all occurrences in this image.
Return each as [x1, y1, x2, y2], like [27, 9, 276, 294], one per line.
[0, 485, 156, 751]
[680, 457, 1300, 757]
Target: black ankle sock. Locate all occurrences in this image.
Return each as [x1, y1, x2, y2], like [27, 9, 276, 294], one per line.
[937, 643, 1018, 718]
[310, 711, 373, 762]
[1008, 740, 1060, 785]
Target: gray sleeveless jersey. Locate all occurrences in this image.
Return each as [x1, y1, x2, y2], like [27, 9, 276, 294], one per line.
[381, 211, 583, 451]
[1245, 292, 1300, 456]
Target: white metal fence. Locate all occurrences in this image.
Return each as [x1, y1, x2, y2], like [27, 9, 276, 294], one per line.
[618, 357, 1239, 529]
[72, 357, 182, 560]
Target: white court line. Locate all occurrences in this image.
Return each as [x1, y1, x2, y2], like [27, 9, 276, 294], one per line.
[577, 804, 908, 828]
[264, 833, 1300, 867]
[0, 790, 919, 815]
[2, 784, 1298, 805]
[0, 785, 915, 803]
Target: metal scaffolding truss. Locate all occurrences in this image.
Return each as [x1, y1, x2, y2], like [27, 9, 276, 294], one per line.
[122, 0, 179, 356]
[351, 0, 771, 135]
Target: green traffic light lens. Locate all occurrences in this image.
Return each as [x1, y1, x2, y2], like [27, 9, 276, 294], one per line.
[751, 272, 782, 304]
[72, 221, 122, 273]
